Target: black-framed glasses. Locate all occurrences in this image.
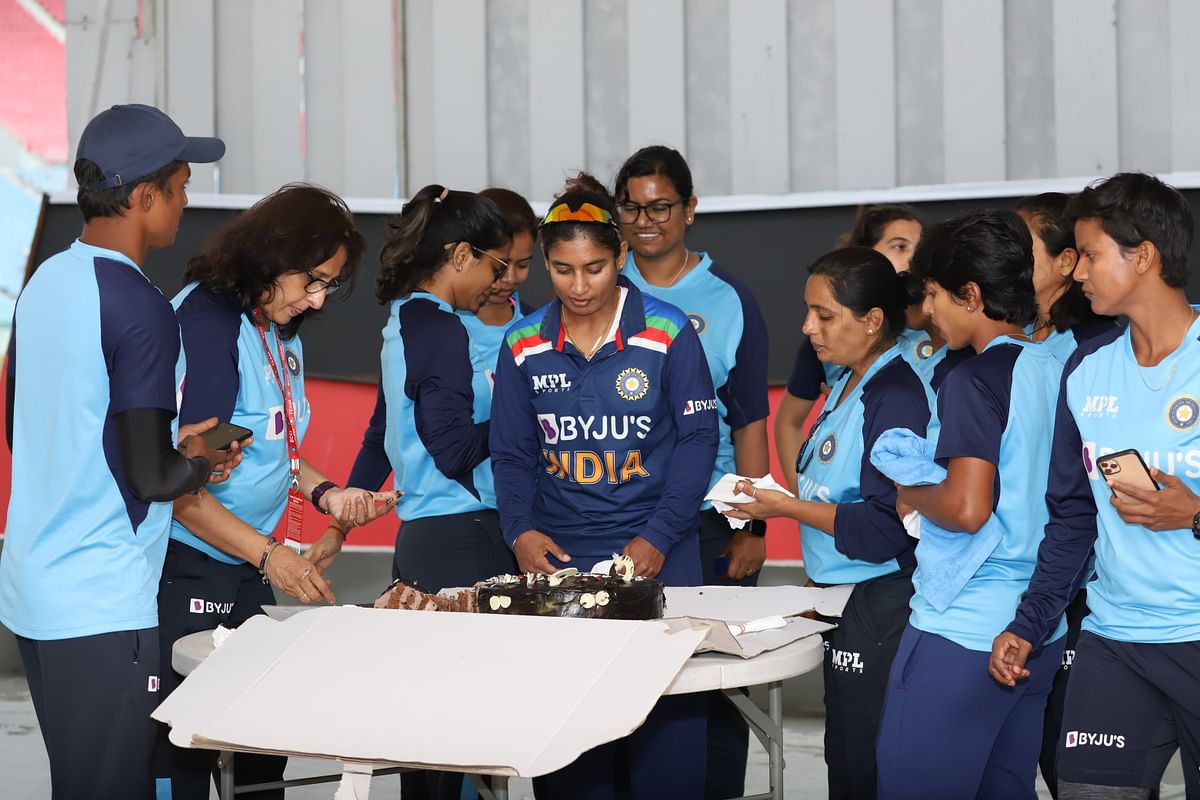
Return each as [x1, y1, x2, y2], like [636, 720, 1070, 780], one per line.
[304, 270, 344, 296]
[472, 245, 512, 280]
[615, 199, 685, 225]
[795, 407, 833, 476]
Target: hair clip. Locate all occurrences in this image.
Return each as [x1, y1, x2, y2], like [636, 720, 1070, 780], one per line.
[434, 186, 449, 204]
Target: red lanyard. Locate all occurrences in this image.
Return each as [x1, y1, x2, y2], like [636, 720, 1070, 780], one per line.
[254, 311, 304, 549]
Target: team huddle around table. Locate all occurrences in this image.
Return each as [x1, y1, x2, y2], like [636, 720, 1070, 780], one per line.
[2, 104, 1199, 800]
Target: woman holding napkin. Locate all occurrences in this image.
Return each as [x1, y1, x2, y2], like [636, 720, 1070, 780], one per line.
[726, 246, 932, 800]
[872, 210, 1067, 800]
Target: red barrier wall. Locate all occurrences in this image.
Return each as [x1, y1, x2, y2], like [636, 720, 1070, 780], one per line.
[0, 374, 809, 561]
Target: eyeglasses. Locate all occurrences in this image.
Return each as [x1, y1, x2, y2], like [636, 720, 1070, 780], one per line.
[615, 199, 684, 225]
[540, 201, 620, 229]
[304, 270, 344, 296]
[472, 246, 512, 280]
[795, 407, 833, 476]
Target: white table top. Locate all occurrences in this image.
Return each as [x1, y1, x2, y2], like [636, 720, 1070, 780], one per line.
[173, 620, 823, 692]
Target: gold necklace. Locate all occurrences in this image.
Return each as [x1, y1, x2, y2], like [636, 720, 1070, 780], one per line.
[1135, 309, 1198, 392]
[563, 300, 619, 360]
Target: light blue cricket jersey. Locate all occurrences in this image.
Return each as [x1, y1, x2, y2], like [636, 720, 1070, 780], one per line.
[1062, 313, 1200, 643]
[382, 292, 494, 520]
[797, 344, 933, 584]
[0, 240, 184, 639]
[168, 284, 311, 564]
[910, 335, 1068, 651]
[456, 294, 528, 400]
[624, 253, 769, 498]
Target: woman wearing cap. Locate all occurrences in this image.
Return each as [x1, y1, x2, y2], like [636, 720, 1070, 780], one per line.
[612, 145, 769, 799]
[155, 184, 397, 799]
[490, 173, 718, 799]
[725, 248, 933, 800]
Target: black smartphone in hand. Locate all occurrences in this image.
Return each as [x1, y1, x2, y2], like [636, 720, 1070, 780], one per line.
[199, 422, 254, 451]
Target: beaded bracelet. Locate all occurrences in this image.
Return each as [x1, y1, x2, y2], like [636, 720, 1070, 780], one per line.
[257, 539, 279, 575]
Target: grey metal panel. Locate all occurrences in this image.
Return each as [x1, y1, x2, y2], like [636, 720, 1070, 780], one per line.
[212, 0, 255, 193]
[729, 0, 790, 194]
[486, 0, 532, 196]
[1004, 0, 1056, 180]
[1053, 0, 1119, 177]
[65, 0, 143, 167]
[247, 0, 302, 192]
[164, 0, 217, 193]
[1169, 0, 1200, 171]
[684, 0, 732, 196]
[403, 0, 434, 192]
[895, 0, 944, 187]
[942, 0, 1005, 182]
[626, 0, 687, 161]
[834, 0, 897, 189]
[787, 0, 836, 192]
[528, 0, 585, 199]
[583, 0, 628, 183]
[304, 0, 399, 198]
[1116, 0, 1170, 174]
[432, 0, 488, 190]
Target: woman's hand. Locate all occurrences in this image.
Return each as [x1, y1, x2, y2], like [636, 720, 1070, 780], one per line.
[1109, 468, 1200, 531]
[265, 543, 336, 604]
[725, 480, 792, 521]
[988, 631, 1033, 687]
[305, 525, 346, 574]
[722, 530, 766, 580]
[322, 488, 400, 530]
[513, 530, 570, 574]
[177, 418, 248, 485]
[622, 536, 665, 578]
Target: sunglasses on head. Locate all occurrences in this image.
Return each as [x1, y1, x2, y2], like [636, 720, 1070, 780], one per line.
[539, 201, 619, 229]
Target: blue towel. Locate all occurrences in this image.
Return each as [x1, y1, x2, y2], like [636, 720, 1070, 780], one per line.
[869, 427, 1005, 613]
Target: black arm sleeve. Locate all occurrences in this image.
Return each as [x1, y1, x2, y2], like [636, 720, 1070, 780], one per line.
[115, 407, 211, 501]
[6, 331, 15, 453]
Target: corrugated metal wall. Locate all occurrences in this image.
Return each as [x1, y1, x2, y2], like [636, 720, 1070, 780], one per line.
[64, 0, 1200, 202]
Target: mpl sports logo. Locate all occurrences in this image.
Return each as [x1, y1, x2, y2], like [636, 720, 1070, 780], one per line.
[825, 642, 864, 674]
[190, 598, 235, 615]
[532, 372, 573, 394]
[683, 398, 718, 415]
[1065, 730, 1125, 749]
[1080, 395, 1121, 418]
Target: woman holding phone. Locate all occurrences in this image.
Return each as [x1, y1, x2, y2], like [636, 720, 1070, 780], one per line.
[154, 184, 398, 800]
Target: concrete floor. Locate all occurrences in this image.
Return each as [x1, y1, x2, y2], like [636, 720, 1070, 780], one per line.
[2, 674, 1188, 799]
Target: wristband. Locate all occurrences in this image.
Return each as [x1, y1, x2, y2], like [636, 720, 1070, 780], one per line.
[1192, 509, 1200, 540]
[747, 518, 767, 537]
[310, 481, 338, 514]
[257, 538, 279, 574]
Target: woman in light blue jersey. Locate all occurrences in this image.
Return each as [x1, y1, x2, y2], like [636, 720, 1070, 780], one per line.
[775, 205, 954, 493]
[1017, 191, 1116, 798]
[157, 184, 397, 799]
[727, 247, 932, 800]
[876, 210, 1067, 799]
[613, 146, 770, 799]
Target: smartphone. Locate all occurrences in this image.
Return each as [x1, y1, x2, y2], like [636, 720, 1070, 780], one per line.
[199, 422, 254, 451]
[1095, 449, 1159, 501]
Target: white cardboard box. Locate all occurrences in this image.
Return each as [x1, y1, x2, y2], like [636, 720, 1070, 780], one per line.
[153, 606, 707, 778]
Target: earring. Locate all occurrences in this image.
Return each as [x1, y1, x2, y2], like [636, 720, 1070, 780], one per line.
[867, 328, 875, 334]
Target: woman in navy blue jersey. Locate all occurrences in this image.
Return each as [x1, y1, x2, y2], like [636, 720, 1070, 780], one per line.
[490, 173, 718, 800]
[726, 247, 932, 800]
[876, 210, 1067, 799]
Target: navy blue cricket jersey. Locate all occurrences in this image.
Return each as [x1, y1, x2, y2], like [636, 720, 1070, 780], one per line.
[490, 279, 719, 557]
[1, 240, 184, 639]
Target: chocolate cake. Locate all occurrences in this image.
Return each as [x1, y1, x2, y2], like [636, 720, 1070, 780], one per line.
[477, 560, 664, 620]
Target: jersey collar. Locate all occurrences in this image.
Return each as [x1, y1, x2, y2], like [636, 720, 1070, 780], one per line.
[540, 276, 651, 355]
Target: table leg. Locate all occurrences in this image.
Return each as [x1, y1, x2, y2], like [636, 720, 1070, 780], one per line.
[469, 774, 509, 800]
[218, 751, 235, 799]
[768, 681, 783, 800]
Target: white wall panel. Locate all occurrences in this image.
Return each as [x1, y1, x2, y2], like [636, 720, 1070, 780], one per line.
[528, 0, 585, 199]
[943, 0, 1005, 182]
[834, 0, 896, 189]
[1168, 0, 1200, 172]
[787, 0, 836, 192]
[627, 0, 686, 155]
[729, 0, 790, 194]
[1053, 0, 1119, 177]
[164, 0, 216, 192]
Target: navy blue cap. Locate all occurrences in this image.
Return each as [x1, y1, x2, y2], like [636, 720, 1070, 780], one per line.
[76, 104, 225, 189]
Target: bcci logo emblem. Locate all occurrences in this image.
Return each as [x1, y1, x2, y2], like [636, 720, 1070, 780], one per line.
[1167, 396, 1199, 430]
[285, 349, 301, 377]
[916, 338, 934, 360]
[817, 433, 837, 463]
[616, 368, 650, 401]
[688, 313, 707, 335]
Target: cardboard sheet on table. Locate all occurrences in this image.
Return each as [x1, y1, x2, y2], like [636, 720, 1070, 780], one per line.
[663, 584, 852, 622]
[153, 606, 705, 778]
[664, 615, 834, 658]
